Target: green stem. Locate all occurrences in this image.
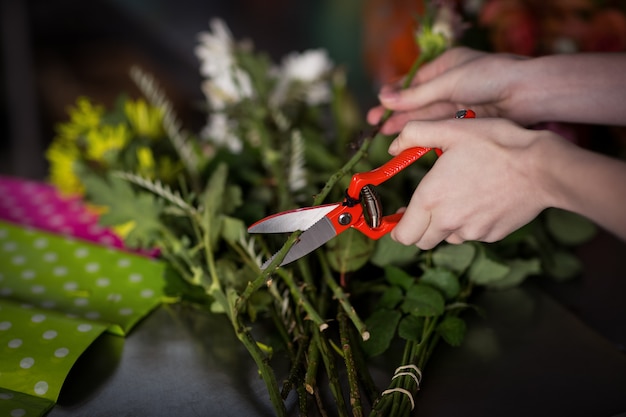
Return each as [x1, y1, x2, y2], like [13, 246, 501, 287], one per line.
[232, 314, 287, 417]
[319, 254, 369, 340]
[277, 268, 327, 331]
[236, 231, 302, 312]
[314, 330, 349, 417]
[339, 311, 363, 417]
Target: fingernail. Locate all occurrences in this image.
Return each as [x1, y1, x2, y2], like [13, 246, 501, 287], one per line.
[378, 91, 399, 103]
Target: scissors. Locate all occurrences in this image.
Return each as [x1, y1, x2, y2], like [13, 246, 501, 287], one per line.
[248, 109, 475, 269]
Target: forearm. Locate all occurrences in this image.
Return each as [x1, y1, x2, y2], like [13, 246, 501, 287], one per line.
[539, 134, 626, 240]
[510, 53, 626, 126]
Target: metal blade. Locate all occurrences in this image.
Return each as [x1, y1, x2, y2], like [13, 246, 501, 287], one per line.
[248, 204, 339, 234]
[261, 216, 337, 269]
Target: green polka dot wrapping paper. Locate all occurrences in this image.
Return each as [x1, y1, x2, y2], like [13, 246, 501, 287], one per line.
[0, 220, 165, 416]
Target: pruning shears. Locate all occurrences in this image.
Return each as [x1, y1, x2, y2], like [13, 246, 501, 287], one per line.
[248, 109, 476, 269]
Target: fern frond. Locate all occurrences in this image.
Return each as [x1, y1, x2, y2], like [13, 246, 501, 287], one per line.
[288, 129, 306, 192]
[112, 170, 198, 216]
[237, 231, 263, 268]
[129, 66, 200, 175]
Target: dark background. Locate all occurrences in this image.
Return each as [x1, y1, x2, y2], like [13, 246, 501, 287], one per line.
[0, 0, 370, 179]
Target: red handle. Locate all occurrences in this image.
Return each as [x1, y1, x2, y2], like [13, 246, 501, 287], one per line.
[346, 147, 437, 199]
[346, 109, 476, 239]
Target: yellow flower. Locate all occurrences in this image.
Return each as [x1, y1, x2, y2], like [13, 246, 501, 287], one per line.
[85, 124, 131, 163]
[55, 97, 104, 144]
[113, 220, 136, 239]
[45, 141, 84, 195]
[124, 98, 164, 139]
[47, 97, 106, 195]
[136, 146, 156, 177]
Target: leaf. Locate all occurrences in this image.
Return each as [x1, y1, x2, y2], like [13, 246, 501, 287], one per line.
[487, 258, 542, 290]
[371, 233, 421, 267]
[222, 185, 243, 215]
[432, 243, 476, 273]
[420, 267, 460, 299]
[162, 265, 211, 307]
[436, 316, 466, 347]
[401, 283, 445, 317]
[544, 250, 583, 282]
[363, 309, 402, 357]
[326, 228, 375, 273]
[384, 265, 415, 291]
[221, 216, 247, 244]
[377, 286, 404, 310]
[82, 173, 163, 248]
[202, 163, 229, 246]
[468, 246, 511, 285]
[545, 208, 596, 246]
[398, 315, 424, 342]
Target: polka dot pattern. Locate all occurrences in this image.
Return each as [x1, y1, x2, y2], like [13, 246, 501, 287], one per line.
[0, 221, 164, 336]
[0, 299, 106, 403]
[0, 200, 166, 416]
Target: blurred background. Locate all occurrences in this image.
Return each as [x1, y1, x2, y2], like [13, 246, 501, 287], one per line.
[2, 0, 626, 178]
[0, 0, 375, 180]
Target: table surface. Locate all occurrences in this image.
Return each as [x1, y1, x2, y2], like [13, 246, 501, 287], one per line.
[48, 231, 626, 417]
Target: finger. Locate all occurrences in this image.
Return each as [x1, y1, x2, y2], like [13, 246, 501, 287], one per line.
[413, 47, 484, 85]
[444, 233, 465, 245]
[366, 105, 386, 125]
[390, 205, 431, 247]
[388, 118, 463, 155]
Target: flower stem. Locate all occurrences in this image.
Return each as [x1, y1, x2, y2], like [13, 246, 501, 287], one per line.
[339, 311, 363, 417]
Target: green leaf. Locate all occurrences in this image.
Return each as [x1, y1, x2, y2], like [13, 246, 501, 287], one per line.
[420, 267, 460, 299]
[162, 265, 211, 307]
[222, 185, 243, 215]
[432, 243, 476, 273]
[398, 315, 424, 342]
[82, 173, 163, 248]
[436, 316, 466, 347]
[377, 286, 404, 310]
[545, 208, 596, 246]
[487, 258, 542, 290]
[363, 309, 402, 357]
[326, 228, 375, 273]
[220, 216, 246, 244]
[401, 283, 445, 317]
[202, 163, 229, 246]
[384, 265, 416, 291]
[371, 233, 421, 267]
[544, 250, 583, 281]
[468, 246, 511, 285]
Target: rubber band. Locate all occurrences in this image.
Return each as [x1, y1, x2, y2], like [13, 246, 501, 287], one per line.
[381, 388, 415, 410]
[392, 371, 420, 387]
[393, 364, 422, 385]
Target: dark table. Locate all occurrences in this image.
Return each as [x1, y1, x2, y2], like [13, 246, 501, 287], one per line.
[49, 231, 626, 417]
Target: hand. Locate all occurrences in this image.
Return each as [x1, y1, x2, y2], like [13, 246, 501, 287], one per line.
[388, 117, 558, 249]
[367, 47, 531, 134]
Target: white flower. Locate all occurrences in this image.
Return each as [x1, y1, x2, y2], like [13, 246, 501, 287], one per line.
[270, 49, 333, 107]
[281, 49, 333, 83]
[201, 113, 243, 154]
[196, 18, 255, 110]
[195, 18, 235, 78]
[432, 5, 456, 48]
[201, 67, 254, 110]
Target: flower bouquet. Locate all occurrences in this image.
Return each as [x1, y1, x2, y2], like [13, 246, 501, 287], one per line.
[45, 4, 595, 416]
